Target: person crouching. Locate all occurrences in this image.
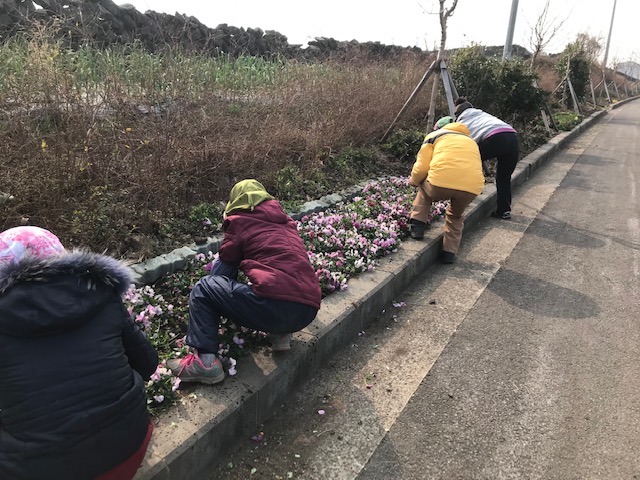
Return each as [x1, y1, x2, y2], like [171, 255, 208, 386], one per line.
[0, 226, 158, 480]
[167, 179, 321, 384]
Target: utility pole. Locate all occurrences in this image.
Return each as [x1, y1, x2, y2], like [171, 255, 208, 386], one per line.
[503, 0, 519, 60]
[602, 0, 617, 103]
[602, 0, 617, 71]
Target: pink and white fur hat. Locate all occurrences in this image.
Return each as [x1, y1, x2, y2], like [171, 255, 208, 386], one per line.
[0, 226, 65, 265]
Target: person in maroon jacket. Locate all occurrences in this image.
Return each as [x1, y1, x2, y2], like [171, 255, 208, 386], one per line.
[167, 179, 322, 384]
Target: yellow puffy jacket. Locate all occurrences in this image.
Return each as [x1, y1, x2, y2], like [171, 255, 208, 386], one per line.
[410, 122, 484, 196]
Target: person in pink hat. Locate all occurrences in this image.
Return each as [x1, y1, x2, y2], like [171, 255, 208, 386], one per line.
[0, 226, 158, 480]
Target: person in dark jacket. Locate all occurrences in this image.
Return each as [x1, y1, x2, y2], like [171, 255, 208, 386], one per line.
[0, 226, 158, 480]
[454, 96, 520, 220]
[167, 179, 321, 384]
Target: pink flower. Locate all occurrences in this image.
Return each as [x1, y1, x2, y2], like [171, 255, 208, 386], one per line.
[171, 377, 181, 391]
[227, 357, 237, 376]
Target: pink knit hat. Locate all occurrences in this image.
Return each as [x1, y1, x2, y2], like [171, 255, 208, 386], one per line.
[0, 226, 65, 265]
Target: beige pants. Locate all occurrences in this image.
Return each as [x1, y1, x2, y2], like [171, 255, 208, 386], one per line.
[411, 181, 477, 254]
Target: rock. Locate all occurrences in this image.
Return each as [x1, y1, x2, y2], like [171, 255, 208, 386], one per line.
[99, 0, 121, 16]
[0, 193, 15, 205]
[0, 0, 429, 64]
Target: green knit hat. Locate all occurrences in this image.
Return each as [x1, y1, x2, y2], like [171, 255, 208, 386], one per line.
[434, 116, 454, 130]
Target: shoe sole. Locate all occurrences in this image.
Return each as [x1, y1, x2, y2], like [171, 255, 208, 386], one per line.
[441, 252, 456, 264]
[179, 372, 225, 384]
[271, 344, 291, 352]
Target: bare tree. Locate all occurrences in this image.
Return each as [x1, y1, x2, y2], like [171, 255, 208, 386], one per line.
[381, 0, 458, 140]
[424, 0, 459, 129]
[527, 0, 566, 69]
[575, 32, 604, 65]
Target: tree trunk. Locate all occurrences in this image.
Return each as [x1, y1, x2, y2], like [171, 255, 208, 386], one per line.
[426, 74, 440, 132]
[426, 0, 452, 129]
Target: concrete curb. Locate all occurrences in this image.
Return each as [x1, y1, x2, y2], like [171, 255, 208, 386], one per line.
[134, 103, 631, 480]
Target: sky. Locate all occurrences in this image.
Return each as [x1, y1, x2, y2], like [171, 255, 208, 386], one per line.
[114, 1, 639, 64]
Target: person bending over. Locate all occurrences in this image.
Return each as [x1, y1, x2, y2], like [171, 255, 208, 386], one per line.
[409, 116, 485, 264]
[454, 96, 520, 220]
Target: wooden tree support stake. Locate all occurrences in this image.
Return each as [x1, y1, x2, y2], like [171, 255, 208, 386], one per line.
[541, 109, 552, 137]
[381, 60, 438, 142]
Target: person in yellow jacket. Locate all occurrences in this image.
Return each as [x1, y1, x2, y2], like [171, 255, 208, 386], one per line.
[409, 116, 484, 263]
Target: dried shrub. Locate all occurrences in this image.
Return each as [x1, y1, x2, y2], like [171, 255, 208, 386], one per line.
[0, 34, 431, 258]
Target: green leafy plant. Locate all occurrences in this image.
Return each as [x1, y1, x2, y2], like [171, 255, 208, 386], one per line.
[380, 128, 424, 162]
[450, 45, 546, 125]
[274, 164, 303, 200]
[322, 146, 377, 181]
[555, 40, 591, 106]
[188, 202, 223, 233]
[554, 112, 583, 131]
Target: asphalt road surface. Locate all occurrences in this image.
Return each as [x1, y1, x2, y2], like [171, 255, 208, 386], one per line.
[211, 101, 640, 480]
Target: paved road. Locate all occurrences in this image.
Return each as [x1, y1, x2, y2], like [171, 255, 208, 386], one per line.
[211, 101, 640, 480]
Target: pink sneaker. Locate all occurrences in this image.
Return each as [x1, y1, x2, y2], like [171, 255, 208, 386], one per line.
[166, 353, 225, 384]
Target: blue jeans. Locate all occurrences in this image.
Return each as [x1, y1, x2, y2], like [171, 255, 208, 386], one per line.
[186, 258, 318, 353]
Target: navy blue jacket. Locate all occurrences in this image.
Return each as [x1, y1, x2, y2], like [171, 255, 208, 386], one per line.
[0, 250, 158, 479]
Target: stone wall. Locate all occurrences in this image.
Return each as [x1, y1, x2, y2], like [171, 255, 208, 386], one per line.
[0, 0, 426, 60]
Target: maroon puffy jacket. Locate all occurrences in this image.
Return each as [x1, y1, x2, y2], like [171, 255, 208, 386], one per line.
[219, 200, 321, 309]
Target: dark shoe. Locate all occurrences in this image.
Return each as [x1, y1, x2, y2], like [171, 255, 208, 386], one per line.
[490, 210, 511, 220]
[441, 251, 456, 264]
[409, 219, 427, 240]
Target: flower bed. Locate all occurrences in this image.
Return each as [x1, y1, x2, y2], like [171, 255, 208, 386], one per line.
[123, 177, 447, 413]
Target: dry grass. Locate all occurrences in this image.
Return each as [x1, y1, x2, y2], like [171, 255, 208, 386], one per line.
[0, 34, 435, 258]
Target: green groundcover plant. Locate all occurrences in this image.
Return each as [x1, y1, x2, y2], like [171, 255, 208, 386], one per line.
[123, 177, 447, 414]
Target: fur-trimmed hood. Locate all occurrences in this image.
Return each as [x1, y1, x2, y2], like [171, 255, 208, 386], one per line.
[0, 250, 133, 337]
[0, 249, 132, 294]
